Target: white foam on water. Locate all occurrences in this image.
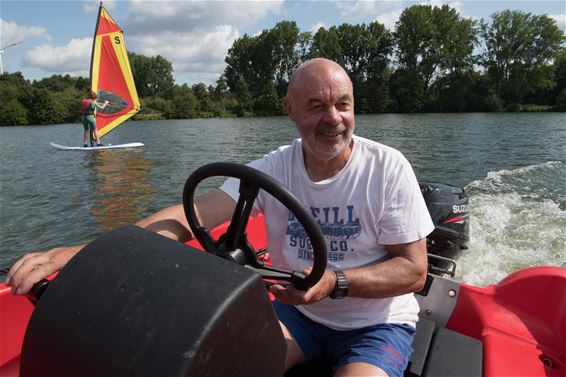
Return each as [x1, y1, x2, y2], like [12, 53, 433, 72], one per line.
[455, 162, 566, 286]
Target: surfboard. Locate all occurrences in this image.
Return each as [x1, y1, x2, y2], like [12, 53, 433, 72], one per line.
[50, 142, 144, 151]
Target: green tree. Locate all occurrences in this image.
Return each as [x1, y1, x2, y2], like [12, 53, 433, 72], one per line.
[480, 10, 565, 108]
[225, 21, 304, 115]
[212, 75, 235, 116]
[233, 79, 254, 117]
[192, 83, 222, 117]
[393, 4, 477, 111]
[388, 68, 426, 112]
[347, 22, 393, 113]
[129, 52, 175, 98]
[224, 35, 257, 116]
[309, 26, 344, 65]
[254, 81, 283, 116]
[0, 98, 29, 126]
[270, 21, 302, 97]
[28, 87, 67, 125]
[296, 31, 313, 64]
[0, 72, 32, 125]
[140, 96, 172, 119]
[169, 84, 199, 119]
[552, 49, 566, 110]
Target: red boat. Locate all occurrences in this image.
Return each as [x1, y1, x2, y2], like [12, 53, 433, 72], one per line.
[1, 163, 564, 376]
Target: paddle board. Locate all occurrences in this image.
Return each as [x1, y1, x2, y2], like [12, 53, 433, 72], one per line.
[50, 142, 144, 151]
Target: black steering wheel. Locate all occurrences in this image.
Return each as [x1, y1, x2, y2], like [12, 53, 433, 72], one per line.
[182, 162, 327, 291]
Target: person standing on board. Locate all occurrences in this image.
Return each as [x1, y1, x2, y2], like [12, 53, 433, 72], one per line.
[81, 91, 109, 147]
[7, 58, 433, 377]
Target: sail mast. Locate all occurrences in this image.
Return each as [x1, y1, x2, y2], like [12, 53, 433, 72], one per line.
[89, 2, 104, 93]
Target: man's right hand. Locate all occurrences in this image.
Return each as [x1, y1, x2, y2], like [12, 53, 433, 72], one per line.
[5, 245, 83, 295]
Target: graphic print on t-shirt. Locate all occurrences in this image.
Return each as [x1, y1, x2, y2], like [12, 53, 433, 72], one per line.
[286, 205, 361, 262]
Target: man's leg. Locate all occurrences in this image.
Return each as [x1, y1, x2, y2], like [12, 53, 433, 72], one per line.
[273, 301, 321, 372]
[330, 323, 415, 377]
[334, 362, 388, 377]
[279, 321, 306, 371]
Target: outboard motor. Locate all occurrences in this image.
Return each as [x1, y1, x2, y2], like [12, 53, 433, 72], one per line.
[419, 182, 469, 275]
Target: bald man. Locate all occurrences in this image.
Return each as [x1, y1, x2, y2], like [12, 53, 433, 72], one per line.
[8, 58, 433, 377]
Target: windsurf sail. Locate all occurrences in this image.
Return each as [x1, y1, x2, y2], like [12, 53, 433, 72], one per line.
[90, 3, 140, 138]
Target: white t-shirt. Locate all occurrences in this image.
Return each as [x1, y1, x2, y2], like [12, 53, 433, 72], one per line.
[220, 135, 434, 330]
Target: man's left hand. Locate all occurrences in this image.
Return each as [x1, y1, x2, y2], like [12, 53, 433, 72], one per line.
[269, 268, 336, 305]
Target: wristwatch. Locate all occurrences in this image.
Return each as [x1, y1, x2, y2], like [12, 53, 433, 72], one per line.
[330, 270, 349, 299]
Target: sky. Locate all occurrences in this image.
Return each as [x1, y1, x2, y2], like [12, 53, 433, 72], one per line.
[1, 0, 565, 86]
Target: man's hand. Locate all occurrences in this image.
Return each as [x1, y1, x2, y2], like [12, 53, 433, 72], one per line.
[269, 268, 336, 305]
[5, 245, 82, 295]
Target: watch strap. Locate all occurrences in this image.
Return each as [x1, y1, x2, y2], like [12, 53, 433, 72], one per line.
[330, 270, 348, 299]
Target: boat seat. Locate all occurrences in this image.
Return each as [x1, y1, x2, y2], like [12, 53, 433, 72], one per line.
[405, 318, 436, 376]
[405, 318, 482, 377]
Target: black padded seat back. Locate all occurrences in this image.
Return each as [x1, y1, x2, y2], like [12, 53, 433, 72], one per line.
[20, 225, 285, 377]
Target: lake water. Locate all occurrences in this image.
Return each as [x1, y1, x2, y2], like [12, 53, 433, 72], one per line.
[1, 113, 564, 286]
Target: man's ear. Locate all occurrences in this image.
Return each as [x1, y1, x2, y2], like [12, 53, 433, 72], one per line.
[283, 96, 293, 119]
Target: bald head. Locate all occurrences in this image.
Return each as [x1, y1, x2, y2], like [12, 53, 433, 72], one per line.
[283, 58, 355, 176]
[287, 58, 353, 99]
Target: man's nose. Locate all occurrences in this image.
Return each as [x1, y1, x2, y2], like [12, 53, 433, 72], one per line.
[322, 106, 342, 125]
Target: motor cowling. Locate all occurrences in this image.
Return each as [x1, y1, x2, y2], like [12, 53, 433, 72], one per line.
[419, 182, 469, 273]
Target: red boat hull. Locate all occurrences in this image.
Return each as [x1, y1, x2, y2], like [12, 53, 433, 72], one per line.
[1, 215, 564, 376]
[447, 266, 566, 376]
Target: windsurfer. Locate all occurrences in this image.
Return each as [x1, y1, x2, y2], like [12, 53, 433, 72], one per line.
[7, 59, 433, 377]
[81, 91, 108, 147]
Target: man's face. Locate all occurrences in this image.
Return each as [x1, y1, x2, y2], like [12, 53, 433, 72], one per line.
[285, 65, 355, 165]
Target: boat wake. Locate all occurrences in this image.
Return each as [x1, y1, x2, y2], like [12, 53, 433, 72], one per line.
[456, 161, 565, 286]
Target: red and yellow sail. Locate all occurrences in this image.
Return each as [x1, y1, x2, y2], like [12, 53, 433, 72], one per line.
[90, 3, 140, 138]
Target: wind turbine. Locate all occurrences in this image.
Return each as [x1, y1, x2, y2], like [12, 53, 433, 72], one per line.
[0, 41, 23, 75]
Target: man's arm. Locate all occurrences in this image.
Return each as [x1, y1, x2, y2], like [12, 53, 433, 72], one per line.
[94, 100, 109, 110]
[345, 238, 428, 297]
[6, 189, 236, 295]
[270, 238, 428, 305]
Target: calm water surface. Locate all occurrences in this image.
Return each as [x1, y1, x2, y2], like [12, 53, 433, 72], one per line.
[1, 113, 564, 285]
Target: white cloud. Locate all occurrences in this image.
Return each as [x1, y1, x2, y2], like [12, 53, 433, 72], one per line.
[129, 24, 239, 78]
[83, 0, 117, 13]
[549, 14, 566, 30]
[117, 0, 283, 84]
[332, 1, 404, 30]
[23, 38, 91, 76]
[310, 22, 326, 34]
[422, 0, 465, 15]
[374, 8, 404, 30]
[0, 19, 48, 47]
[335, 1, 378, 21]
[125, 0, 283, 34]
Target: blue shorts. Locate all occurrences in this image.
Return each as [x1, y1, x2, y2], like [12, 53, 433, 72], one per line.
[273, 301, 416, 377]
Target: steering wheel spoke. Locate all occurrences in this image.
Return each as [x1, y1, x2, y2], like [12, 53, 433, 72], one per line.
[223, 183, 258, 249]
[247, 265, 308, 286]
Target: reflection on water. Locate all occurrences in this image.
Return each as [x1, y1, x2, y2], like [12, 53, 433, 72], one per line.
[87, 150, 154, 232]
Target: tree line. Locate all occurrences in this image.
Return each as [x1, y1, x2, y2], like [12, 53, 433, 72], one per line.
[1, 5, 564, 126]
